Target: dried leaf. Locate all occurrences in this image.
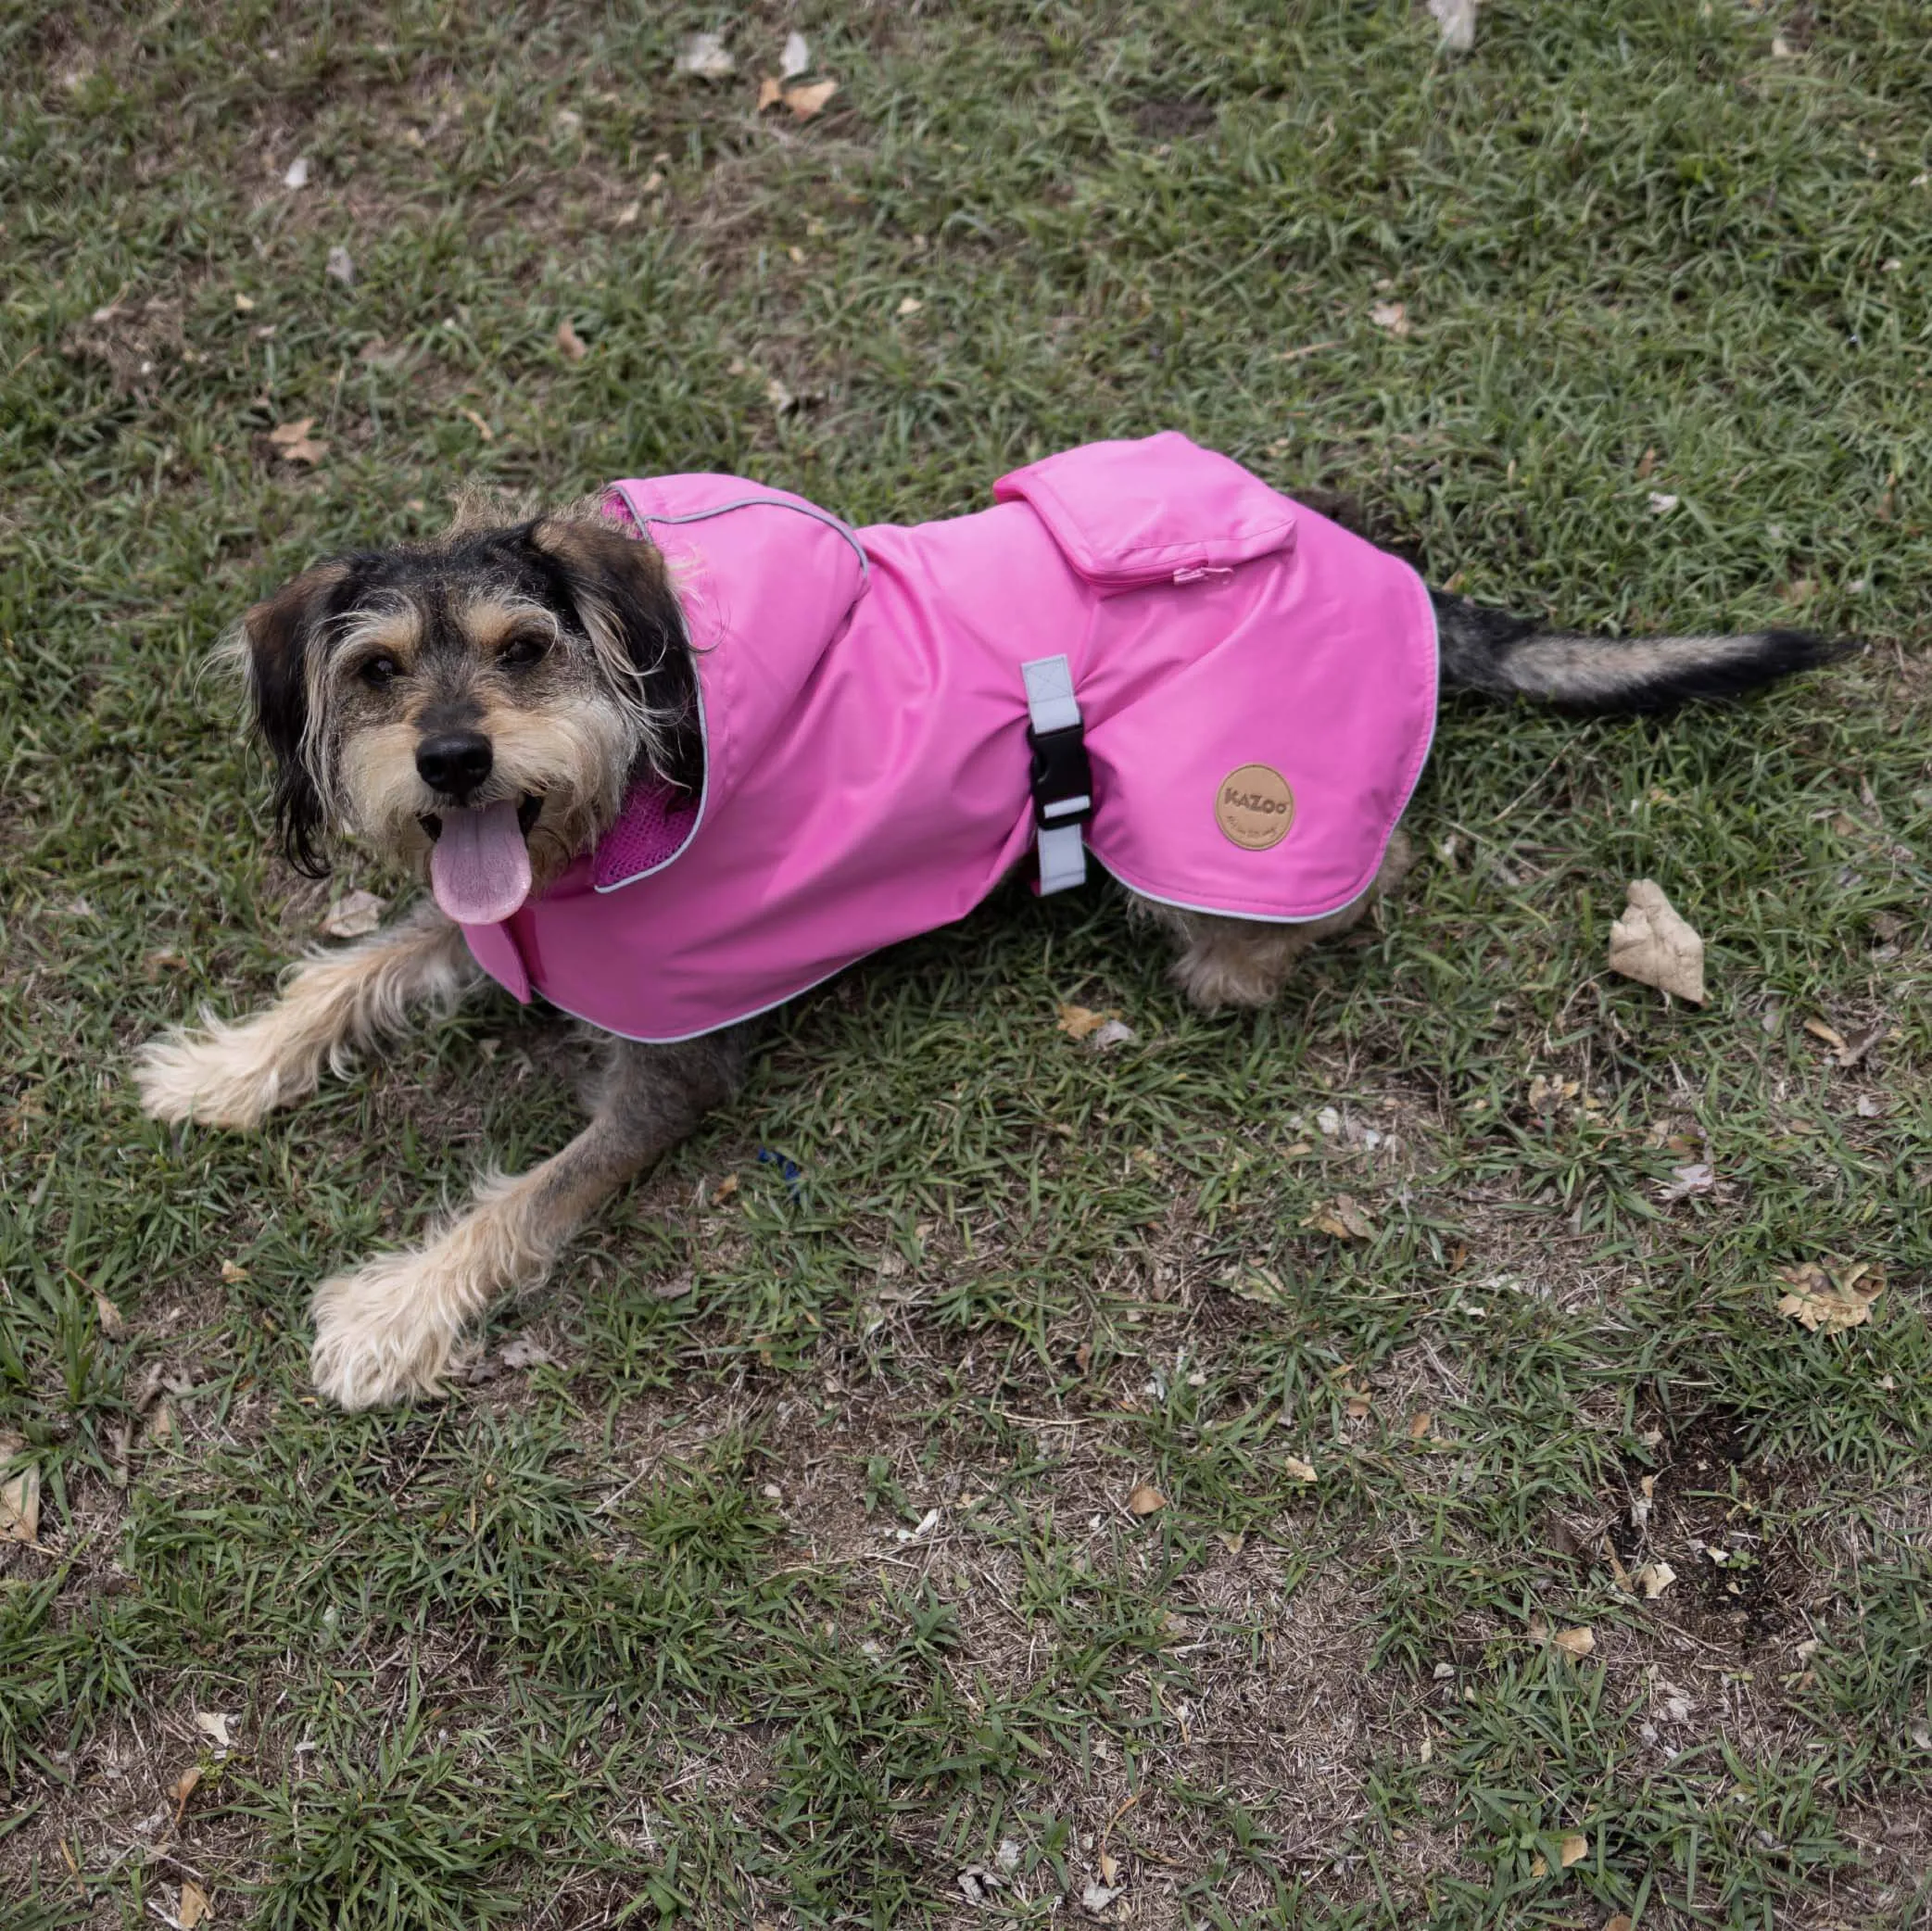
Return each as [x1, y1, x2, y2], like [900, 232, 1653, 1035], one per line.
[1776, 1261, 1883, 1334]
[234, 292, 256, 313]
[1553, 1626, 1595, 1659]
[1217, 1530, 1245, 1555]
[555, 318, 588, 362]
[1282, 1456, 1316, 1483]
[674, 32, 735, 79]
[322, 889, 386, 940]
[1606, 1919, 1635, 1931]
[178, 1880, 211, 1928]
[1635, 1560, 1676, 1599]
[1, 1453, 40, 1544]
[1304, 1194, 1373, 1241]
[1608, 879, 1706, 1003]
[1408, 1410, 1433, 1441]
[1657, 1162, 1714, 1204]
[1558, 1833, 1587, 1868]
[1428, 0, 1478, 51]
[459, 407, 495, 441]
[896, 295, 924, 318]
[1635, 448, 1657, 480]
[220, 1258, 249, 1283]
[325, 245, 355, 287]
[1648, 491, 1680, 515]
[151, 1402, 174, 1443]
[1126, 1483, 1166, 1517]
[499, 1335, 555, 1370]
[756, 74, 784, 112]
[1370, 300, 1411, 337]
[1345, 1395, 1372, 1420]
[1074, 1340, 1092, 1373]
[169, 1763, 203, 1822]
[1097, 1848, 1120, 1885]
[1080, 1880, 1124, 1913]
[780, 31, 811, 78]
[283, 156, 309, 189]
[193, 1711, 233, 1751]
[784, 79, 839, 120]
[1090, 1018, 1137, 1052]
[1803, 1016, 1847, 1052]
[95, 1293, 128, 1339]
[764, 375, 795, 413]
[1056, 1003, 1120, 1041]
[268, 417, 314, 446]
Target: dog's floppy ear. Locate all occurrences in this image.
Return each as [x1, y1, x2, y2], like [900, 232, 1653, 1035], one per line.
[240, 561, 347, 877]
[529, 518, 697, 785]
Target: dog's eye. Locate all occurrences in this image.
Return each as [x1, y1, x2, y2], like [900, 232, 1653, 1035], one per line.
[499, 630, 551, 669]
[359, 653, 401, 688]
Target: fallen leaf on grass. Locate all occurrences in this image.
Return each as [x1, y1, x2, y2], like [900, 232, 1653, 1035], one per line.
[322, 890, 386, 940]
[234, 291, 256, 313]
[1097, 1848, 1120, 1885]
[1303, 1194, 1373, 1241]
[896, 294, 924, 317]
[220, 1258, 249, 1283]
[1635, 1560, 1676, 1599]
[1370, 300, 1411, 337]
[1553, 1626, 1595, 1658]
[780, 31, 811, 78]
[1427, 0, 1478, 51]
[1056, 1003, 1120, 1041]
[95, 1293, 128, 1338]
[283, 156, 309, 189]
[1606, 1918, 1635, 1931]
[169, 1764, 203, 1823]
[1408, 1410, 1433, 1441]
[555, 318, 587, 362]
[784, 79, 839, 120]
[756, 74, 784, 111]
[1648, 491, 1680, 516]
[1776, 1261, 1883, 1334]
[1346, 1395, 1371, 1420]
[1080, 1879, 1124, 1914]
[674, 32, 734, 79]
[1127, 1483, 1166, 1517]
[1, 1445, 40, 1544]
[1608, 879, 1705, 1003]
[1656, 1162, 1714, 1204]
[1088, 1017, 1137, 1050]
[1558, 1833, 1587, 1868]
[325, 245, 355, 287]
[459, 407, 495, 442]
[179, 1880, 212, 1928]
[498, 1335, 555, 1370]
[193, 1711, 233, 1751]
[268, 417, 329, 466]
[1282, 1456, 1317, 1483]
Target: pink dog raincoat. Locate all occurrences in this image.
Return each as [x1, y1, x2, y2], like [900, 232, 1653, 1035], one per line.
[455, 434, 1438, 1041]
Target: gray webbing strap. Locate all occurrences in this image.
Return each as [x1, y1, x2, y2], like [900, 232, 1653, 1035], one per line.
[1021, 654, 1089, 894]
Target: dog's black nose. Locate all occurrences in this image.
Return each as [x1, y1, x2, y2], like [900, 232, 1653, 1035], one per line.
[416, 731, 494, 801]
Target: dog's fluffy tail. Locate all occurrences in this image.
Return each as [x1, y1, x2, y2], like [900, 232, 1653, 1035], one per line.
[1433, 592, 1851, 713]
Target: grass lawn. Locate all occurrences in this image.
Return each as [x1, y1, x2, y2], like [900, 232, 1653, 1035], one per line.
[5, 1, 1932, 1925]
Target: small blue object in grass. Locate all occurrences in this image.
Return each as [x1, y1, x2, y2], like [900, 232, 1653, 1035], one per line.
[757, 1147, 803, 1194]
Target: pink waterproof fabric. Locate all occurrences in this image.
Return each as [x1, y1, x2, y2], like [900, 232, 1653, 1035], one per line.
[458, 433, 1438, 1041]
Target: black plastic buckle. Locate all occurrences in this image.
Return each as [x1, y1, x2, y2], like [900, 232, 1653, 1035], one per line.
[1028, 721, 1093, 830]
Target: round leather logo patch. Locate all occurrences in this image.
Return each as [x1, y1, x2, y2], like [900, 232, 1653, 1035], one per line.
[1216, 764, 1295, 851]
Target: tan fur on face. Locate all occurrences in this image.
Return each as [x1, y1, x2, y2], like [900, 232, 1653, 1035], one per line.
[454, 590, 562, 656]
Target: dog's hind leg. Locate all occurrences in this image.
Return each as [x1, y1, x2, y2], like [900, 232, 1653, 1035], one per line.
[1137, 828, 1413, 1013]
[134, 900, 478, 1129]
[307, 1029, 749, 1410]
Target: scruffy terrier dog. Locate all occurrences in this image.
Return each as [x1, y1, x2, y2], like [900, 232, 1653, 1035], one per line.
[136, 441, 1843, 1410]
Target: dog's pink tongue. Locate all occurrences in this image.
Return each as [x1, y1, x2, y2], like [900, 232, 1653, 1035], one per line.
[430, 801, 532, 925]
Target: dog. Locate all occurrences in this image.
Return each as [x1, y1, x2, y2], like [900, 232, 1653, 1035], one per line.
[135, 435, 1845, 1410]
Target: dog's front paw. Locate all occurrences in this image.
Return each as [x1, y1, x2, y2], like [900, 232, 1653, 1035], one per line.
[134, 1016, 311, 1130]
[309, 1252, 461, 1411]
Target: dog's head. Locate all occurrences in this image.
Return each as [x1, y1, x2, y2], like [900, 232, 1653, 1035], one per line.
[236, 511, 695, 922]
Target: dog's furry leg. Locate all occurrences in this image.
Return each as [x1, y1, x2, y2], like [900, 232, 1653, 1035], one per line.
[1140, 829, 1413, 1012]
[134, 901, 477, 1129]
[308, 1029, 748, 1410]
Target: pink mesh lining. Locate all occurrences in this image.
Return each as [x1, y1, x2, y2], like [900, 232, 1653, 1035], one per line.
[593, 783, 700, 888]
